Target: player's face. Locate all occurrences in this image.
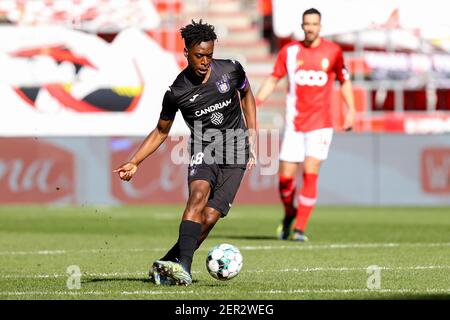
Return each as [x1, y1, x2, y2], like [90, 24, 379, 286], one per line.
[301, 13, 321, 43]
[185, 40, 214, 78]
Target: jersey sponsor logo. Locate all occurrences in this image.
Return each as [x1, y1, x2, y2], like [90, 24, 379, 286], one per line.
[195, 99, 231, 117]
[295, 69, 328, 87]
[210, 112, 224, 125]
[216, 74, 230, 93]
[189, 94, 200, 102]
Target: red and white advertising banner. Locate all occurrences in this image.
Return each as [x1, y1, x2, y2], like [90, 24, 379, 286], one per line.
[362, 113, 450, 134]
[0, 138, 75, 203]
[421, 148, 450, 194]
[1, 134, 449, 205]
[110, 133, 281, 204]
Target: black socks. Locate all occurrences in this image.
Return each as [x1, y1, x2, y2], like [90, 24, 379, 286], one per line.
[177, 220, 201, 273]
[160, 242, 180, 262]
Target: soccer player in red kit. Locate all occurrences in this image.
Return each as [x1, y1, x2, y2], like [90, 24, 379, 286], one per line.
[255, 8, 355, 241]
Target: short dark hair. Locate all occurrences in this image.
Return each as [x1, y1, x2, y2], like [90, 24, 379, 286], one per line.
[180, 19, 217, 48]
[302, 8, 321, 20]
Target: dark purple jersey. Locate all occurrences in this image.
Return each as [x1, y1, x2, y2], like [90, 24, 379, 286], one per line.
[160, 59, 249, 167]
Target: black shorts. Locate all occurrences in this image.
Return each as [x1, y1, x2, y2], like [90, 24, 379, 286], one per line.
[187, 163, 246, 217]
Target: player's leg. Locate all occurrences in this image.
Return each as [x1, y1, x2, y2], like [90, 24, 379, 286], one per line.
[291, 157, 320, 241]
[153, 164, 218, 285]
[153, 205, 220, 285]
[292, 128, 333, 241]
[178, 179, 211, 269]
[197, 207, 222, 247]
[277, 160, 299, 239]
[153, 180, 211, 285]
[157, 206, 221, 267]
[198, 166, 246, 247]
[158, 207, 220, 261]
[277, 130, 305, 239]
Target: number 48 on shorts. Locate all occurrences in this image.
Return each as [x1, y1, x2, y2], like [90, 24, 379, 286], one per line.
[190, 152, 205, 166]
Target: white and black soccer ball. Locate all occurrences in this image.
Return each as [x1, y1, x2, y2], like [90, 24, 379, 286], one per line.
[206, 243, 243, 280]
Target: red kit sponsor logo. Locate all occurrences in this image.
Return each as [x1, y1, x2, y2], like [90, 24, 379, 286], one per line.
[421, 148, 450, 194]
[0, 139, 75, 203]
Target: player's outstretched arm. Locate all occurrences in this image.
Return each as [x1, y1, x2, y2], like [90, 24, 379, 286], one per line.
[255, 75, 280, 107]
[340, 80, 356, 131]
[113, 119, 173, 181]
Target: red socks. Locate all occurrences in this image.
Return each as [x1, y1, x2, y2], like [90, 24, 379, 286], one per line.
[278, 175, 296, 217]
[294, 173, 318, 232]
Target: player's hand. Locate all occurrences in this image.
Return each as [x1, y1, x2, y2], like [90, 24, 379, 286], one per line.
[247, 142, 257, 170]
[247, 150, 256, 170]
[343, 109, 355, 132]
[113, 162, 138, 181]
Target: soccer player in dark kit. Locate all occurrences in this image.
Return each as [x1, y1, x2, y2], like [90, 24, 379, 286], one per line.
[114, 20, 257, 286]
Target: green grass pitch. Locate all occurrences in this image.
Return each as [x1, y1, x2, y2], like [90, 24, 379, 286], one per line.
[0, 205, 449, 300]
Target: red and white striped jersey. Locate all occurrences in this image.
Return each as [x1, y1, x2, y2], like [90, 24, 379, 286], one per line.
[272, 38, 349, 132]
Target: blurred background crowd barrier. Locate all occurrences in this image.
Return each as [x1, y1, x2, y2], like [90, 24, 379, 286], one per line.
[0, 0, 449, 205]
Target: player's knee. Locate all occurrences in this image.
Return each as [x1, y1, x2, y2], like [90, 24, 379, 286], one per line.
[304, 158, 321, 174]
[189, 190, 208, 207]
[203, 212, 217, 227]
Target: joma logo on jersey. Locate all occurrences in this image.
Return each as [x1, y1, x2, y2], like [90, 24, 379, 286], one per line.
[195, 99, 231, 117]
[295, 70, 328, 87]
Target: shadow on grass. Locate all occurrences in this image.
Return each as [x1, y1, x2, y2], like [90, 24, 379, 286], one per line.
[83, 278, 150, 284]
[209, 234, 277, 241]
[82, 278, 200, 285]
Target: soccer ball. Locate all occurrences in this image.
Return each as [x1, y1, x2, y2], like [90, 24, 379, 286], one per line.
[206, 243, 243, 280]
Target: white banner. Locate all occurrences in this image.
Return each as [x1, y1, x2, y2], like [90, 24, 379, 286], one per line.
[273, 0, 450, 51]
[0, 0, 160, 32]
[0, 26, 189, 136]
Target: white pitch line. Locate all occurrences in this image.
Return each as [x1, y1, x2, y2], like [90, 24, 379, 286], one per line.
[1, 242, 450, 256]
[274, 265, 450, 273]
[240, 242, 450, 251]
[1, 265, 449, 279]
[0, 248, 162, 256]
[0, 272, 147, 279]
[0, 291, 113, 296]
[1, 288, 449, 296]
[256, 288, 450, 295]
[0, 290, 199, 296]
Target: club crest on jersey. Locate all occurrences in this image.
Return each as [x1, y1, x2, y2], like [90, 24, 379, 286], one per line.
[189, 165, 197, 176]
[216, 74, 230, 93]
[321, 58, 330, 71]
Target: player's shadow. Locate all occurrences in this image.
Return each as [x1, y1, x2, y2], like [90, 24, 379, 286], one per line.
[82, 278, 200, 284]
[209, 234, 277, 240]
[83, 277, 150, 284]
